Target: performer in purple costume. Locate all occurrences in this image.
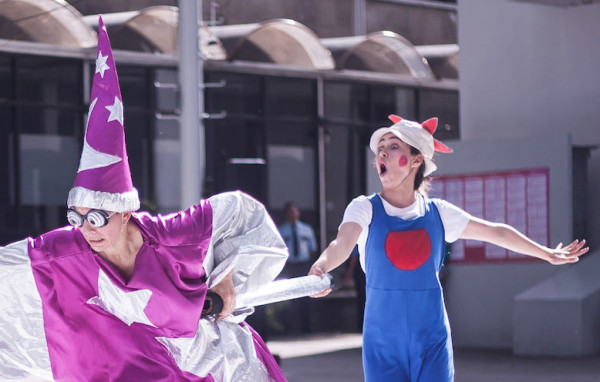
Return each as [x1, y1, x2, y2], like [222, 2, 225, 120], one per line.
[309, 115, 588, 381]
[0, 16, 287, 382]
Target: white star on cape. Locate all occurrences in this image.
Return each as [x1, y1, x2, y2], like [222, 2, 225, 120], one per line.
[105, 97, 124, 126]
[87, 269, 156, 327]
[95, 51, 110, 78]
[77, 97, 122, 172]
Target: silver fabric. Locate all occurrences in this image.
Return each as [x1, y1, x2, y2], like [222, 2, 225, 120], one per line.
[157, 318, 271, 381]
[0, 239, 53, 381]
[67, 186, 140, 212]
[159, 191, 288, 381]
[206, 191, 289, 323]
[236, 274, 332, 309]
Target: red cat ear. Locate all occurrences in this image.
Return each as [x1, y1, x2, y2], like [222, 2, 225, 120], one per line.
[388, 114, 402, 124]
[421, 118, 438, 135]
[434, 140, 453, 153]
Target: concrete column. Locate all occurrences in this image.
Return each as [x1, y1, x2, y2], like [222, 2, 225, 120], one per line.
[178, 0, 205, 208]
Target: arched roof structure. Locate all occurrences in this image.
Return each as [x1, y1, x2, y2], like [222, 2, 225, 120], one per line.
[416, 44, 459, 79]
[0, 0, 96, 48]
[84, 6, 226, 59]
[211, 19, 335, 70]
[322, 31, 435, 79]
[0, 3, 457, 80]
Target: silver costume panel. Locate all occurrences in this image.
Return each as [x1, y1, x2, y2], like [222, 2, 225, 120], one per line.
[206, 191, 289, 322]
[0, 239, 53, 381]
[159, 191, 288, 381]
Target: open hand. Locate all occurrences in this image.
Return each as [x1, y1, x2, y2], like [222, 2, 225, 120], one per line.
[546, 239, 589, 265]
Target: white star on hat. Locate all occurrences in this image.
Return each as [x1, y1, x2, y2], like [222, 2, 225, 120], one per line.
[95, 51, 110, 78]
[77, 97, 122, 172]
[105, 96, 124, 126]
[87, 269, 156, 327]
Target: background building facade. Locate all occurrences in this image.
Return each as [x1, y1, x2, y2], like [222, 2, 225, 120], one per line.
[2, 0, 599, 356]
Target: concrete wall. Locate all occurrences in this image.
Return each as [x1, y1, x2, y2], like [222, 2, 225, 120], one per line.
[459, 0, 600, 249]
[435, 134, 574, 349]
[514, 249, 600, 356]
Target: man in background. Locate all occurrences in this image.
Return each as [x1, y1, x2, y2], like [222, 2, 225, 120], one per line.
[278, 201, 318, 334]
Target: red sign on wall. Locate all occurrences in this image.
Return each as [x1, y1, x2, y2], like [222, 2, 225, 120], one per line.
[429, 168, 549, 264]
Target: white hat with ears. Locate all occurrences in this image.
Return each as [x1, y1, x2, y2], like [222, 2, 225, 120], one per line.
[369, 115, 453, 177]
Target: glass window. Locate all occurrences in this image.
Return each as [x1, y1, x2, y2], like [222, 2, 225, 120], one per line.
[0, 55, 85, 242]
[204, 118, 266, 198]
[124, 111, 153, 204]
[0, 55, 12, 102]
[154, 118, 180, 213]
[16, 57, 81, 106]
[19, 133, 79, 206]
[324, 82, 369, 123]
[265, 77, 315, 120]
[0, 105, 13, 207]
[119, 66, 150, 110]
[205, 72, 262, 117]
[394, 88, 417, 121]
[17, 106, 82, 136]
[266, 119, 318, 227]
[418, 89, 459, 140]
[370, 85, 396, 123]
[324, 122, 366, 243]
[154, 68, 178, 113]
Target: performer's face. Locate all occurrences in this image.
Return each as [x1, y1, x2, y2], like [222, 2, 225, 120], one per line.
[375, 133, 420, 188]
[73, 207, 124, 253]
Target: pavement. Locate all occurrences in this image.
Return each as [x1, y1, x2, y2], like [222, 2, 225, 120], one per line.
[11, 332, 600, 381]
[269, 333, 600, 382]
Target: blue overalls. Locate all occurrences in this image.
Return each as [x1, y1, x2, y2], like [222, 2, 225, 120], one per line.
[362, 194, 454, 382]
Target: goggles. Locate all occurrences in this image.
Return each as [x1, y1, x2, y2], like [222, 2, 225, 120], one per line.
[67, 208, 116, 228]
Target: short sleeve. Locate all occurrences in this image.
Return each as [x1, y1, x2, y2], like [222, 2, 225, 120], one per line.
[432, 198, 472, 243]
[340, 195, 373, 232]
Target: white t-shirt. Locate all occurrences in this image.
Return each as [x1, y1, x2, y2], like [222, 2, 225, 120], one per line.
[341, 193, 472, 271]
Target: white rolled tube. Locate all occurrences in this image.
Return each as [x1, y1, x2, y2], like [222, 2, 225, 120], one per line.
[236, 274, 333, 309]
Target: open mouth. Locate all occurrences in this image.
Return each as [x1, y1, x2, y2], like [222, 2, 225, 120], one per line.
[379, 162, 387, 175]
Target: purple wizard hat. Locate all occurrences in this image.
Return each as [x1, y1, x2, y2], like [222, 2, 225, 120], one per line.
[67, 16, 140, 212]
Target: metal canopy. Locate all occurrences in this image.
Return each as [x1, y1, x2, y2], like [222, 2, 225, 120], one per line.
[211, 19, 335, 70]
[416, 44, 459, 79]
[322, 31, 435, 79]
[84, 6, 226, 59]
[0, 0, 96, 48]
[0, 3, 459, 80]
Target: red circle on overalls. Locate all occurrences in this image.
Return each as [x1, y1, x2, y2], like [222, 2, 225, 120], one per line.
[385, 229, 431, 270]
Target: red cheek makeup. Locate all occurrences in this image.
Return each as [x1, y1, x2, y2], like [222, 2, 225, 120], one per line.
[398, 155, 408, 167]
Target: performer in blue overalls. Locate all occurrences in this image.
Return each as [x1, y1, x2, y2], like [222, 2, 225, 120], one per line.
[309, 115, 588, 382]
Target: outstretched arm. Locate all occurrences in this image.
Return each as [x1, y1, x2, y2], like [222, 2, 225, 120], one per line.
[460, 216, 588, 265]
[309, 222, 362, 297]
